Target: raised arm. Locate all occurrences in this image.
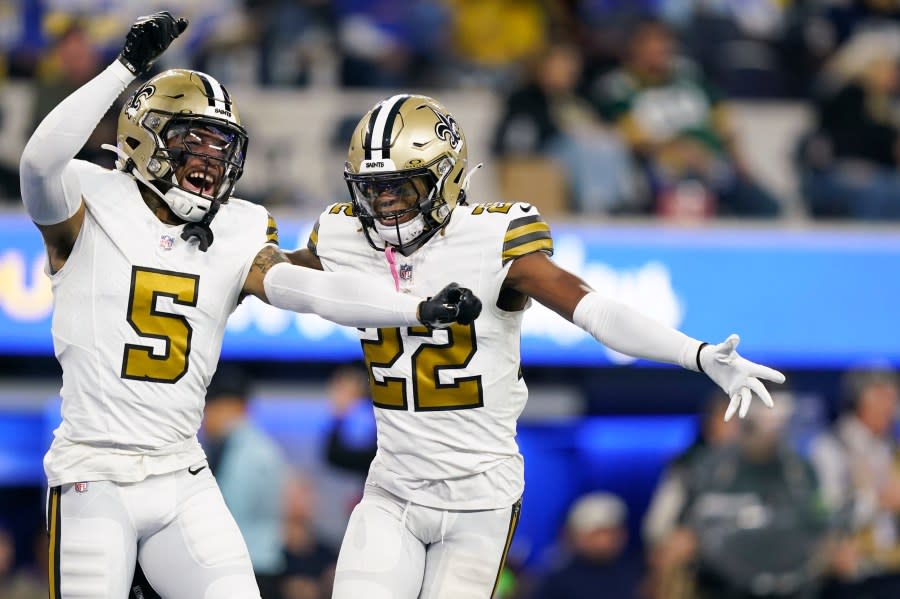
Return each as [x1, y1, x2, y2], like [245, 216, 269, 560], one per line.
[243, 245, 482, 329]
[19, 12, 187, 271]
[505, 251, 785, 421]
[20, 62, 133, 268]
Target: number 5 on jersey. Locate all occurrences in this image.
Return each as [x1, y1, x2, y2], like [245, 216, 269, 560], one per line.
[121, 267, 199, 383]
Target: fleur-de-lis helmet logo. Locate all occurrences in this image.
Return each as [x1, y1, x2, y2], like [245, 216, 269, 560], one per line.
[426, 105, 462, 150]
[125, 84, 156, 121]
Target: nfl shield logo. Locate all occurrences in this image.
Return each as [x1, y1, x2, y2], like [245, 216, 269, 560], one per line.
[159, 235, 175, 250]
[74, 482, 88, 493]
[399, 264, 413, 281]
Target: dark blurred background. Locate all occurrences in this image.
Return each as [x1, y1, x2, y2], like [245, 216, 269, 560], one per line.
[2, 2, 900, 599]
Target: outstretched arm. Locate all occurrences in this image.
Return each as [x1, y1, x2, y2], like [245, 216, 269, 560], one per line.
[243, 245, 481, 329]
[19, 11, 187, 271]
[505, 252, 784, 420]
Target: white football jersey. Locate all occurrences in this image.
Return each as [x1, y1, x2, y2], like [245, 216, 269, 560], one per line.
[310, 201, 553, 510]
[44, 160, 276, 487]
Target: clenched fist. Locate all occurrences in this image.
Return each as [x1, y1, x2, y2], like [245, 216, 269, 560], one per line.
[417, 283, 482, 329]
[117, 11, 189, 76]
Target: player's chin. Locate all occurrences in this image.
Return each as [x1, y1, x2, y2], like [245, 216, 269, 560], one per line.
[376, 213, 416, 226]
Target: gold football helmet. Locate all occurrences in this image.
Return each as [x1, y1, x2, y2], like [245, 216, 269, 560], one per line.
[344, 94, 469, 254]
[115, 69, 248, 222]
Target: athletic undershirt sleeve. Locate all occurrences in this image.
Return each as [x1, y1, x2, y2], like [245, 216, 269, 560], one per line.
[262, 262, 422, 328]
[572, 291, 703, 371]
[20, 61, 135, 225]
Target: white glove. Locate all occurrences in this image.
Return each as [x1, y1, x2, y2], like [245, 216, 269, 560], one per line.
[699, 334, 786, 421]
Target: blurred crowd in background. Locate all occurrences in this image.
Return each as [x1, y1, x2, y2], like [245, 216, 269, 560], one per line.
[7, 365, 900, 599]
[1, 0, 900, 219]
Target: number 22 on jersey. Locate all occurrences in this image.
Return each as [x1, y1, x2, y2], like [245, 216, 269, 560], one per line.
[361, 323, 484, 411]
[121, 266, 199, 383]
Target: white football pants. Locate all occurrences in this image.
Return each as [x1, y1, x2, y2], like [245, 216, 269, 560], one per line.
[332, 485, 521, 599]
[47, 463, 260, 599]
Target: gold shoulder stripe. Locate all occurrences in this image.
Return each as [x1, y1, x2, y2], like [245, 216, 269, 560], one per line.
[307, 218, 320, 255]
[504, 213, 547, 239]
[503, 221, 549, 244]
[502, 214, 552, 264]
[502, 238, 553, 264]
[265, 214, 279, 245]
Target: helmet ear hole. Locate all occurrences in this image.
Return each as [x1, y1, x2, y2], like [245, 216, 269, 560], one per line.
[437, 158, 452, 177]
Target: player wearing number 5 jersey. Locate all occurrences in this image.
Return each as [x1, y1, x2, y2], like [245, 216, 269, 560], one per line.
[287, 93, 787, 599]
[20, 13, 479, 599]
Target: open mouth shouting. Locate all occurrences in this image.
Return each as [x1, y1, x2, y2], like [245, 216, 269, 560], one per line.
[164, 121, 243, 198]
[178, 163, 223, 197]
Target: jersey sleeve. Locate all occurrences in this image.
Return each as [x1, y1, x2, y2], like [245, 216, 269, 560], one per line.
[265, 212, 279, 245]
[307, 217, 320, 256]
[501, 204, 553, 265]
[308, 202, 355, 258]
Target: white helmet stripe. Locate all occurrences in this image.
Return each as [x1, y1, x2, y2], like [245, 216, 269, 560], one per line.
[203, 72, 230, 110]
[195, 72, 231, 111]
[369, 94, 409, 160]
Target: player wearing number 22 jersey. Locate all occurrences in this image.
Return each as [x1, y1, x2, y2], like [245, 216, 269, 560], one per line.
[311, 199, 543, 511]
[289, 93, 786, 599]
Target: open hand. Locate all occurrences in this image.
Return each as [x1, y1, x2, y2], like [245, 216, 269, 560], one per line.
[699, 334, 786, 421]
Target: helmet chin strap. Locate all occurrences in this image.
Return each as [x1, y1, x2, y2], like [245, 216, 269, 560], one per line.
[461, 162, 484, 196]
[102, 143, 211, 222]
[102, 143, 217, 251]
[162, 187, 212, 222]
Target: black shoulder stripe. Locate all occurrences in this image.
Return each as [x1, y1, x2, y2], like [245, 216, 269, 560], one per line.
[503, 213, 553, 264]
[507, 214, 542, 229]
[502, 230, 551, 252]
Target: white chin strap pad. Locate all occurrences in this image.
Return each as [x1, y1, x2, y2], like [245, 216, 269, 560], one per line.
[374, 214, 427, 247]
[163, 187, 212, 222]
[103, 143, 215, 224]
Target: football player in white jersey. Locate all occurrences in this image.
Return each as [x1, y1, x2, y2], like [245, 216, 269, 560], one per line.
[286, 94, 787, 599]
[19, 14, 480, 599]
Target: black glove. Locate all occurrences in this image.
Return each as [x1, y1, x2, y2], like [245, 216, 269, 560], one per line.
[417, 283, 483, 329]
[117, 11, 189, 76]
